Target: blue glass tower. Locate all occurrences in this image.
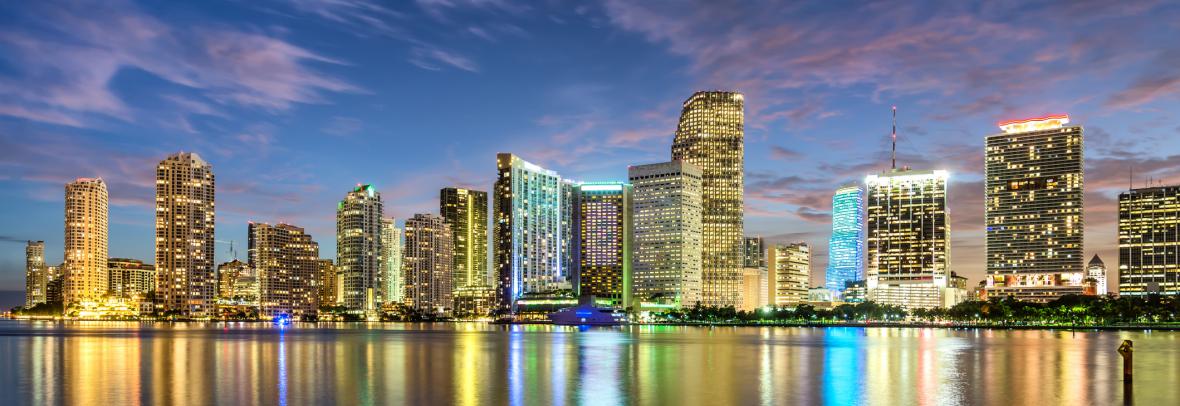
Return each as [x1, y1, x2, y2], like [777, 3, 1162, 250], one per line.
[825, 185, 865, 295]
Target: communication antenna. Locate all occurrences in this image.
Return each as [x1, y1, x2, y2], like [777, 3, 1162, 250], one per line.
[891, 106, 897, 170]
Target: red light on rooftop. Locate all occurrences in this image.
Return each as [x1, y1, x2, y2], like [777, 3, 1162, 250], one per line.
[997, 114, 1069, 127]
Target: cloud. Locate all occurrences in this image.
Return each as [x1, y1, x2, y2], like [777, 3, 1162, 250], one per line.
[409, 46, 480, 72]
[281, 0, 405, 38]
[769, 146, 802, 160]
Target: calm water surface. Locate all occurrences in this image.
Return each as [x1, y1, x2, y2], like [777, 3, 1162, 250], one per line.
[0, 320, 1177, 405]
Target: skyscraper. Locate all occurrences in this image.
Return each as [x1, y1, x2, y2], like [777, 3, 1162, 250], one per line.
[63, 177, 108, 308]
[381, 218, 403, 304]
[1118, 185, 1180, 296]
[671, 90, 744, 307]
[985, 115, 1084, 301]
[250, 222, 320, 318]
[108, 258, 155, 299]
[1087, 255, 1107, 295]
[494, 153, 571, 313]
[629, 161, 703, 309]
[337, 184, 383, 313]
[573, 182, 632, 308]
[155, 153, 216, 317]
[768, 243, 810, 307]
[865, 169, 957, 309]
[441, 188, 489, 289]
[826, 184, 865, 295]
[403, 213, 454, 315]
[317, 259, 337, 307]
[25, 241, 46, 307]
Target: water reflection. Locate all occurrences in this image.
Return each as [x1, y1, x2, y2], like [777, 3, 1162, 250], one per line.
[0, 321, 1178, 405]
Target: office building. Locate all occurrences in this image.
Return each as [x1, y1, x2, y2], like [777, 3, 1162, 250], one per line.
[108, 258, 155, 299]
[494, 153, 572, 313]
[63, 177, 108, 308]
[403, 214, 454, 315]
[769, 243, 810, 307]
[441, 188, 489, 289]
[155, 153, 216, 317]
[317, 259, 337, 307]
[25, 241, 46, 307]
[337, 184, 383, 313]
[381, 218, 403, 304]
[1119, 185, 1180, 296]
[1087, 255, 1107, 295]
[672, 90, 745, 307]
[629, 161, 703, 309]
[573, 182, 632, 308]
[826, 184, 865, 295]
[250, 222, 320, 318]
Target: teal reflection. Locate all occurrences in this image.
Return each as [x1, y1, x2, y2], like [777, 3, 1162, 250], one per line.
[823, 328, 865, 406]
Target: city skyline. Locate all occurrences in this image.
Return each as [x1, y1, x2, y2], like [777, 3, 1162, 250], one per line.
[3, 1, 1180, 300]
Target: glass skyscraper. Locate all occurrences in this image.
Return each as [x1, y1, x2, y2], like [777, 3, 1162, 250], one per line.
[494, 153, 572, 313]
[1119, 185, 1180, 296]
[825, 184, 864, 295]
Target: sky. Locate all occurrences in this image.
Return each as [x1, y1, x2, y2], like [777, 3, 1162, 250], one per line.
[2, 0, 1180, 299]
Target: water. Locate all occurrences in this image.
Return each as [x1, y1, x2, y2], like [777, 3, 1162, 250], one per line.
[0, 321, 1176, 405]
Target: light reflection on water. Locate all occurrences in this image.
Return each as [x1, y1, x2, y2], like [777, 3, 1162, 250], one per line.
[0, 321, 1177, 405]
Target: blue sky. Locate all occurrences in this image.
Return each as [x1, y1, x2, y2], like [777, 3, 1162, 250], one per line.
[2, 0, 1180, 298]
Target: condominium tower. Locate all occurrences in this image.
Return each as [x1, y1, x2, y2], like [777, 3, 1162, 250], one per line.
[63, 177, 108, 307]
[155, 153, 216, 317]
[494, 153, 571, 312]
[441, 188, 489, 289]
[671, 90, 745, 307]
[403, 214, 454, 315]
[768, 243, 810, 306]
[1119, 185, 1180, 296]
[381, 218, 403, 304]
[985, 115, 1084, 301]
[865, 169, 956, 309]
[573, 182, 632, 308]
[25, 241, 46, 307]
[107, 258, 155, 299]
[337, 184, 384, 313]
[826, 184, 865, 295]
[250, 222, 320, 318]
[628, 161, 703, 309]
[317, 259, 337, 306]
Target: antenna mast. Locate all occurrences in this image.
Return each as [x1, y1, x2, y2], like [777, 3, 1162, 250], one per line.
[891, 106, 897, 170]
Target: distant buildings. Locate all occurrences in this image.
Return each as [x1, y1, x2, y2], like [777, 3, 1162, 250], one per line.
[381, 218, 403, 305]
[826, 184, 865, 295]
[441, 188, 489, 290]
[629, 161, 703, 309]
[985, 115, 1085, 301]
[107, 258, 155, 299]
[1119, 185, 1180, 296]
[63, 177, 108, 308]
[403, 214, 454, 315]
[250, 222, 320, 318]
[743, 237, 766, 268]
[1087, 255, 1108, 295]
[337, 184, 383, 313]
[742, 236, 768, 310]
[155, 153, 216, 317]
[217, 259, 254, 303]
[672, 91, 745, 307]
[25, 241, 46, 307]
[494, 153, 572, 313]
[573, 182, 633, 308]
[769, 243, 810, 307]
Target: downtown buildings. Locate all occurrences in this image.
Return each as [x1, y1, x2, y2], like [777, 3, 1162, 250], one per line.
[108, 258, 155, 300]
[337, 184, 384, 314]
[572, 182, 633, 308]
[629, 161, 703, 309]
[381, 218, 404, 305]
[1118, 185, 1180, 296]
[441, 187, 495, 316]
[63, 177, 108, 308]
[493, 153, 573, 313]
[249, 222, 320, 318]
[155, 153, 216, 317]
[768, 243, 810, 307]
[826, 185, 865, 296]
[403, 214, 454, 315]
[25, 241, 47, 307]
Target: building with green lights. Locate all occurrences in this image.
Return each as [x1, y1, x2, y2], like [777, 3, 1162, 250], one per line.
[572, 182, 632, 308]
[441, 188, 489, 290]
[336, 184, 384, 313]
[381, 218, 403, 304]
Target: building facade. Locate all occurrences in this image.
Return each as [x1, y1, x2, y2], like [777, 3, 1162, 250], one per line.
[826, 184, 865, 295]
[573, 182, 633, 308]
[25, 241, 47, 307]
[441, 188, 489, 290]
[64, 177, 109, 308]
[403, 214, 454, 315]
[217, 259, 252, 303]
[337, 184, 383, 313]
[629, 161, 703, 309]
[671, 91, 745, 307]
[250, 222, 320, 318]
[1119, 185, 1180, 296]
[985, 115, 1084, 301]
[108, 258, 155, 299]
[381, 218, 403, 305]
[769, 243, 810, 307]
[155, 153, 216, 317]
[494, 153, 571, 313]
[1087, 255, 1108, 295]
[317, 259, 337, 307]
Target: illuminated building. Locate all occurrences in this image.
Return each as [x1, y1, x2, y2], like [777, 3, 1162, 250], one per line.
[63, 177, 108, 309]
[494, 153, 572, 313]
[441, 188, 489, 290]
[743, 237, 766, 268]
[865, 169, 959, 309]
[1087, 255, 1107, 295]
[25, 241, 46, 307]
[842, 280, 867, 303]
[250, 222, 320, 318]
[826, 184, 865, 295]
[573, 182, 632, 308]
[155, 153, 216, 317]
[740, 268, 764, 312]
[337, 184, 383, 313]
[672, 91, 745, 307]
[1118, 185, 1180, 296]
[453, 286, 497, 318]
[403, 213, 454, 315]
[768, 243, 810, 306]
[217, 259, 253, 303]
[381, 218, 403, 304]
[316, 259, 337, 306]
[107, 258, 155, 299]
[985, 114, 1084, 301]
[45, 265, 63, 304]
[628, 161, 703, 309]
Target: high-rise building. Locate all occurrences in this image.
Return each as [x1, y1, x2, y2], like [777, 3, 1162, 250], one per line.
[403, 214, 454, 315]
[743, 237, 766, 268]
[672, 90, 745, 307]
[866, 169, 957, 309]
[217, 259, 253, 303]
[107, 258, 155, 299]
[985, 115, 1084, 301]
[155, 153, 216, 317]
[742, 237, 768, 310]
[629, 161, 703, 309]
[1118, 185, 1180, 296]
[1087, 255, 1108, 295]
[25, 241, 47, 307]
[826, 184, 865, 295]
[250, 222, 320, 318]
[573, 182, 632, 308]
[337, 184, 383, 313]
[63, 177, 109, 308]
[441, 188, 489, 289]
[316, 259, 337, 307]
[768, 243, 810, 307]
[381, 218, 403, 305]
[494, 153, 572, 313]
[45, 265, 64, 305]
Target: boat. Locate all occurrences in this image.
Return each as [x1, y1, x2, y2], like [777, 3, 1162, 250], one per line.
[548, 296, 629, 326]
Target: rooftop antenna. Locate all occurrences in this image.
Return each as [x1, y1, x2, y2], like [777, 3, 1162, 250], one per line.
[891, 106, 897, 170]
[1129, 166, 1133, 191]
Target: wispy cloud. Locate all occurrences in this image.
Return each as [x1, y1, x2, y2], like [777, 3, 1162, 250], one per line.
[409, 46, 480, 72]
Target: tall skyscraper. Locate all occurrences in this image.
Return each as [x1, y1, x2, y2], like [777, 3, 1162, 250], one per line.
[337, 184, 383, 313]
[64, 177, 108, 308]
[381, 218, 403, 304]
[629, 161, 703, 309]
[250, 222, 320, 318]
[108, 258, 155, 299]
[985, 115, 1084, 301]
[826, 184, 865, 295]
[316, 259, 337, 307]
[403, 213, 454, 315]
[441, 188, 489, 289]
[573, 182, 632, 308]
[865, 169, 957, 309]
[494, 153, 571, 313]
[1118, 185, 1180, 296]
[768, 243, 810, 307]
[671, 90, 744, 307]
[155, 153, 215, 317]
[1087, 255, 1107, 295]
[25, 241, 46, 307]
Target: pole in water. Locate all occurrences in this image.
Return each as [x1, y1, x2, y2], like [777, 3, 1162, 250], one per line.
[1118, 340, 1133, 382]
